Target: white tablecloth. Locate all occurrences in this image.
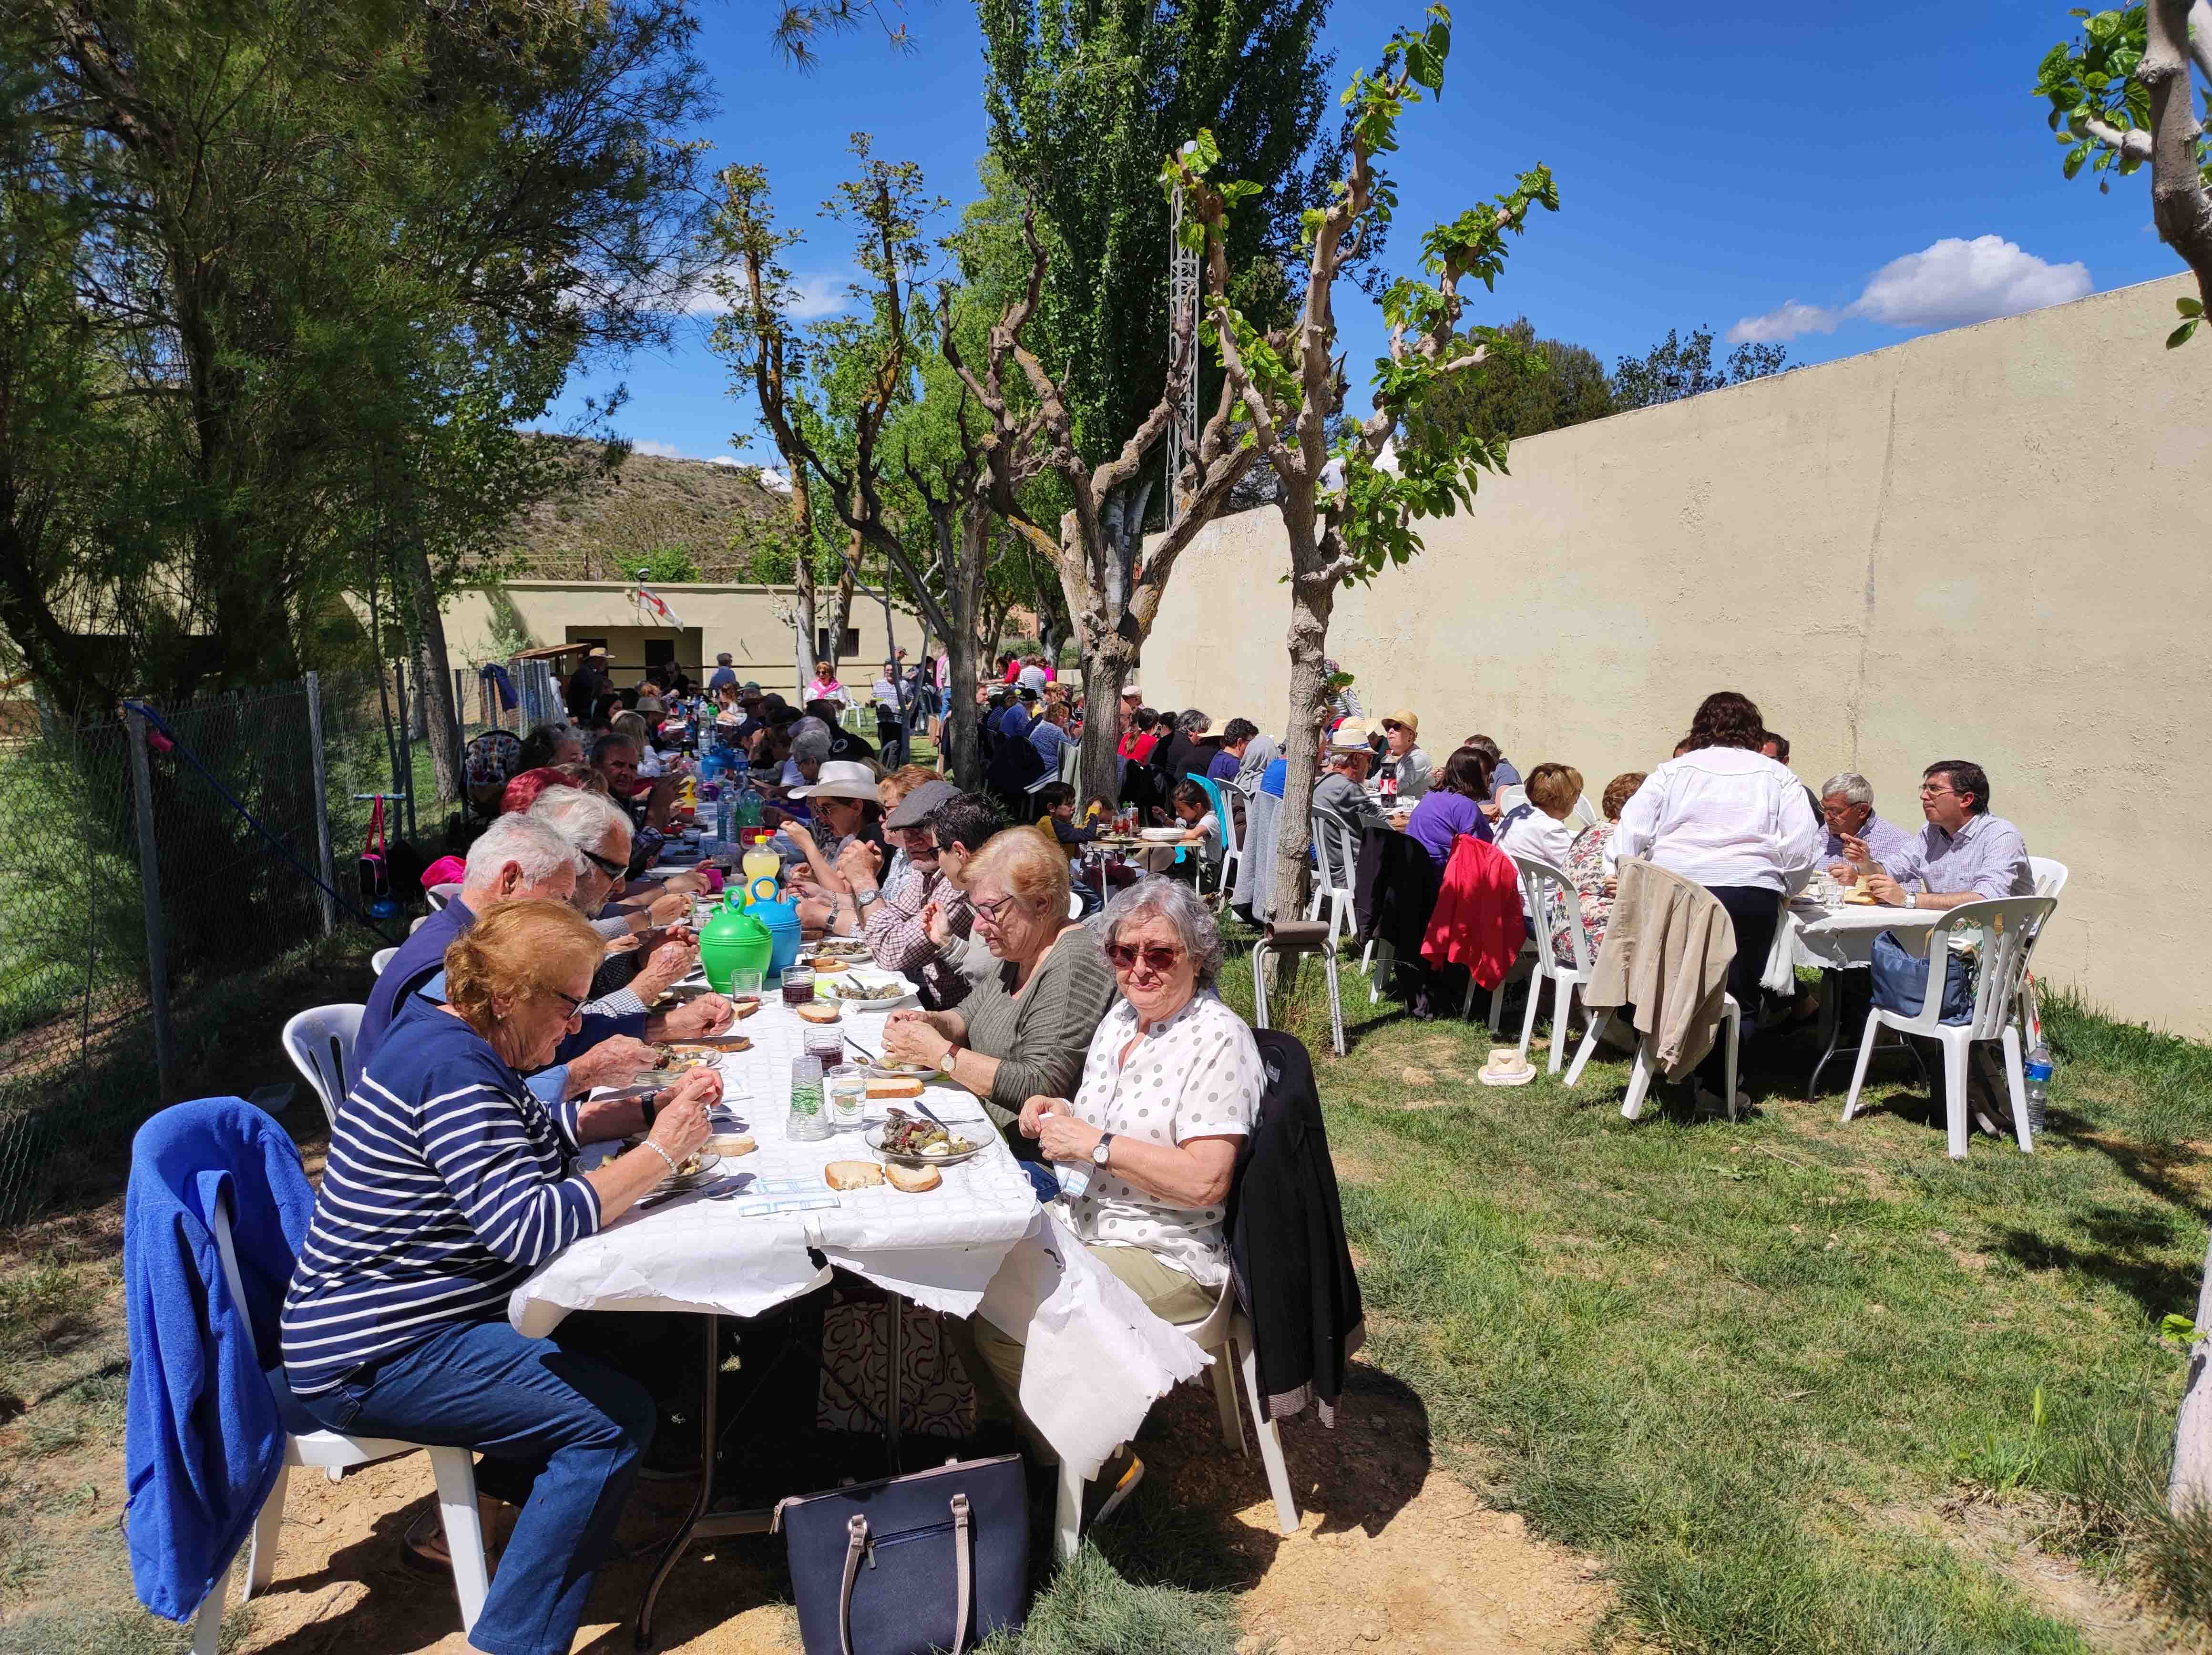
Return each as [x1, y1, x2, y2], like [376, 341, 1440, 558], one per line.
[1763, 898, 1944, 990]
[506, 997, 1208, 1479]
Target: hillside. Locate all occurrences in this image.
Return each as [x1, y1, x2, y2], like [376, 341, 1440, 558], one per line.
[496, 438, 789, 581]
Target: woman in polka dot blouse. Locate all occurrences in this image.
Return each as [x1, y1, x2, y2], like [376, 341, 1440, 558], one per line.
[967, 877, 1263, 1510]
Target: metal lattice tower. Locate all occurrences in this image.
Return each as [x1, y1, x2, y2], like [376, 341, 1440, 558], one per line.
[1165, 182, 1202, 527]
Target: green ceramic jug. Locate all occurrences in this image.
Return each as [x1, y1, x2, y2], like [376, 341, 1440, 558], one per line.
[697, 902, 773, 993]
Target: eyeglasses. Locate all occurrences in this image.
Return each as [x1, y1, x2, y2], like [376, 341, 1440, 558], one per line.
[1918, 784, 1959, 799]
[1105, 941, 1185, 973]
[972, 891, 1022, 926]
[549, 987, 587, 1017]
[578, 846, 625, 879]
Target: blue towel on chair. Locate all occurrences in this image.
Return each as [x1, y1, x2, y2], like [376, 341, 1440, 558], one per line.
[122, 1098, 315, 1622]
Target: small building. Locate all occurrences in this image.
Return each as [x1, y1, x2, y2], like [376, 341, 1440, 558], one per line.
[442, 580, 921, 701]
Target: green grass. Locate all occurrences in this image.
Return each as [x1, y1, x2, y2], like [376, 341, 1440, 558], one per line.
[1213, 931, 2210, 1652]
[982, 1546, 1243, 1655]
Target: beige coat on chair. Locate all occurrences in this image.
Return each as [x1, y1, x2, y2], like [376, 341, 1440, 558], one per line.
[1583, 860, 1737, 1080]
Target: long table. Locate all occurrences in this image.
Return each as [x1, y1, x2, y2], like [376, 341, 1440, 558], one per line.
[507, 989, 1210, 1646]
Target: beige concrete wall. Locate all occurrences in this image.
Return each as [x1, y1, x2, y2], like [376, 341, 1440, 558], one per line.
[1146, 275, 2212, 1036]
[442, 581, 919, 701]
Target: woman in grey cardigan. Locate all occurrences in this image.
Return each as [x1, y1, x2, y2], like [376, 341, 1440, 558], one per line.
[882, 827, 1116, 1164]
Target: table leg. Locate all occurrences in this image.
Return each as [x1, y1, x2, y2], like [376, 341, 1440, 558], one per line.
[636, 1312, 721, 1650]
[1804, 968, 1846, 1102]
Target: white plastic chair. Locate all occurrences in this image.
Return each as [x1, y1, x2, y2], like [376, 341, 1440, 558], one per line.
[370, 946, 399, 977]
[281, 1005, 363, 1129]
[1306, 810, 1361, 955]
[1567, 994, 1741, 1121]
[1052, 1282, 1302, 1561]
[1252, 923, 1345, 1058]
[1570, 794, 1598, 830]
[1842, 896, 2056, 1159]
[426, 882, 460, 911]
[2029, 857, 2068, 898]
[192, 1195, 488, 1655]
[1507, 855, 1598, 1074]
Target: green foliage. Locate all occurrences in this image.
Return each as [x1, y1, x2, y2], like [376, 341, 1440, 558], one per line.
[620, 547, 703, 583]
[2171, 293, 2203, 348]
[1610, 326, 1788, 410]
[2034, 6, 2160, 191]
[978, 0, 1347, 487]
[0, 0, 714, 707]
[1397, 317, 1613, 457]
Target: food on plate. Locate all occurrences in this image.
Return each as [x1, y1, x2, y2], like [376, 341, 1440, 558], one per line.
[703, 1132, 756, 1157]
[673, 1149, 708, 1177]
[880, 1107, 974, 1160]
[795, 1001, 843, 1024]
[884, 1162, 941, 1193]
[824, 1160, 885, 1190]
[809, 957, 850, 974]
[864, 1075, 924, 1100]
[826, 975, 906, 1003]
[664, 1038, 750, 1056]
[811, 939, 871, 960]
[1843, 891, 1878, 906]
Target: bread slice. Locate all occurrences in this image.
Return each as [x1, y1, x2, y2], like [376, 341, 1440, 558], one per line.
[884, 1162, 941, 1193]
[824, 1160, 885, 1190]
[865, 1075, 925, 1099]
[795, 1001, 842, 1024]
[703, 1133, 755, 1157]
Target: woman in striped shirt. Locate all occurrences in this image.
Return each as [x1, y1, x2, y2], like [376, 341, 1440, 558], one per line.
[281, 899, 717, 1655]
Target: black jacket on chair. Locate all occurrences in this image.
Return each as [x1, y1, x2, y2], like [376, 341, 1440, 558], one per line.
[1226, 1031, 1365, 1425]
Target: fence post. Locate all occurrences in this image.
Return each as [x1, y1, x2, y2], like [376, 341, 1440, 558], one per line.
[124, 707, 176, 1101]
[393, 661, 417, 838]
[305, 672, 336, 937]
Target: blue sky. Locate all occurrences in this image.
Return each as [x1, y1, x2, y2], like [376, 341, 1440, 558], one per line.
[545, 0, 2174, 468]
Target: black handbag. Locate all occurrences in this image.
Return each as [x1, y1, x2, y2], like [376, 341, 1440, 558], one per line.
[773, 1454, 1027, 1655]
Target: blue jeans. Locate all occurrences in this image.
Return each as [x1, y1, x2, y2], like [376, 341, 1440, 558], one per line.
[300, 1318, 655, 1655]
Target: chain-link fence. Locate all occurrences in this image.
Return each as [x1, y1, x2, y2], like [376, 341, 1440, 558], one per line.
[0, 666, 433, 1225]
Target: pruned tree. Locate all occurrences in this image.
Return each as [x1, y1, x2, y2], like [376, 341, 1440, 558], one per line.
[1610, 327, 1787, 410]
[706, 139, 957, 699]
[1168, 3, 1557, 919]
[939, 208, 1256, 802]
[2037, 2, 2212, 344]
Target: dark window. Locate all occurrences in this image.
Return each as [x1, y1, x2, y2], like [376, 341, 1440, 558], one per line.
[814, 627, 860, 663]
[643, 638, 676, 670]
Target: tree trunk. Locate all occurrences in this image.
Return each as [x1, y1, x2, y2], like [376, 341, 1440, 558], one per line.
[789, 466, 817, 697]
[2174, 1234, 2212, 1517]
[1075, 639, 1133, 810]
[820, 531, 859, 672]
[1269, 532, 1337, 923]
[399, 538, 464, 804]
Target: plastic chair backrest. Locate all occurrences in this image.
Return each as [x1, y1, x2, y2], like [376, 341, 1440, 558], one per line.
[282, 1004, 364, 1129]
[2029, 857, 2069, 899]
[370, 947, 399, 977]
[1897, 897, 2057, 1040]
[1190, 775, 1233, 860]
[1309, 810, 1359, 894]
[207, 1193, 261, 1349]
[1508, 854, 1592, 976]
[1570, 794, 1598, 830]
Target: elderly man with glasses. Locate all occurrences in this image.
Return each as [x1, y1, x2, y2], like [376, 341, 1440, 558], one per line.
[1839, 759, 2034, 909]
[1817, 772, 1913, 876]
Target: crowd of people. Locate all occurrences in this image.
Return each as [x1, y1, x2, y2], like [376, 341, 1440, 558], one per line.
[258, 644, 1343, 1655]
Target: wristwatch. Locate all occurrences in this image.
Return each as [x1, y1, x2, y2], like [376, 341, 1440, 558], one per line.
[1090, 1131, 1115, 1167]
[937, 1040, 963, 1076]
[639, 1092, 660, 1127]
[853, 885, 881, 911]
[1904, 891, 1918, 910]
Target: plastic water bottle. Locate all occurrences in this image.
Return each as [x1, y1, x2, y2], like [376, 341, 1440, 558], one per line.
[735, 779, 764, 829]
[1055, 1161, 1092, 1201]
[2024, 1042, 2053, 1134]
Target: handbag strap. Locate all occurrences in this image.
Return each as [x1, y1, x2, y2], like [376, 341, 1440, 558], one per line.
[949, 1492, 973, 1655]
[839, 1515, 868, 1655]
[366, 795, 387, 857]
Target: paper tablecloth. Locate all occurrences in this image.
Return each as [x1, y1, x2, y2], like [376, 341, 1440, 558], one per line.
[507, 998, 1209, 1475]
[1762, 899, 1944, 992]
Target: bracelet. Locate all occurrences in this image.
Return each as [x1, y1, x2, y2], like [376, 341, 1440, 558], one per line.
[640, 1140, 678, 1175]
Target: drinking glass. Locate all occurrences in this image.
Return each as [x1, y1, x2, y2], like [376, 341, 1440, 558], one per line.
[788, 1054, 831, 1142]
[779, 964, 817, 1006]
[824, 1064, 868, 1132]
[729, 968, 764, 998]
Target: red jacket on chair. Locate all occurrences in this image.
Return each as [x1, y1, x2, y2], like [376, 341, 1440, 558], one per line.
[1421, 833, 1525, 989]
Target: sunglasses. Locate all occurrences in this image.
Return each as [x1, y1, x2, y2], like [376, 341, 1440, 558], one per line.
[578, 846, 626, 879]
[1106, 941, 1185, 973]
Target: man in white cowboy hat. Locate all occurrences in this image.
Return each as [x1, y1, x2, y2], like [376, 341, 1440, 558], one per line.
[1313, 717, 1391, 833]
[778, 759, 890, 934]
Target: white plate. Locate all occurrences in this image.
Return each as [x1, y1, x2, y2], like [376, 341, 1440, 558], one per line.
[820, 969, 918, 1011]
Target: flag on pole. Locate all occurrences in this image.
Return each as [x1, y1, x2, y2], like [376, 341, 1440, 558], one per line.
[628, 584, 685, 630]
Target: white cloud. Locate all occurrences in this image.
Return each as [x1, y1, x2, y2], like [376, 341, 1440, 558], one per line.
[1726, 235, 2093, 346]
[708, 455, 743, 468]
[1725, 300, 1841, 345]
[631, 439, 688, 459]
[1850, 235, 2090, 329]
[755, 466, 794, 493]
[675, 268, 851, 321]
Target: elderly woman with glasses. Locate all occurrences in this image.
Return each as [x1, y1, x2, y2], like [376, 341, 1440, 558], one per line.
[881, 828, 1117, 1190]
[965, 876, 1264, 1505]
[281, 899, 721, 1655]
